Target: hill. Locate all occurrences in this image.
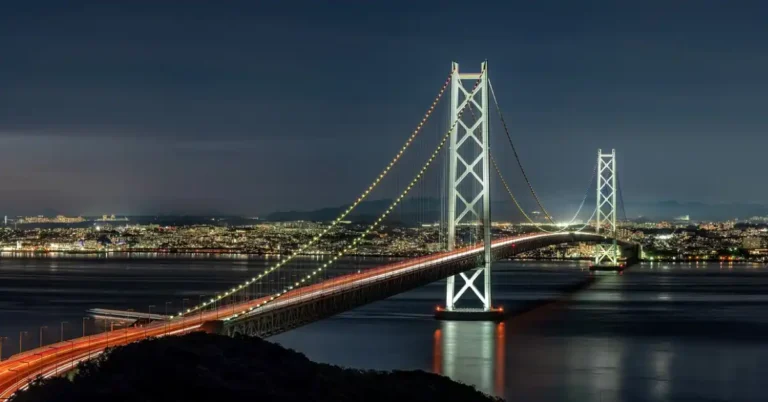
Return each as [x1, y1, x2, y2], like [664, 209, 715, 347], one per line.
[12, 332, 502, 402]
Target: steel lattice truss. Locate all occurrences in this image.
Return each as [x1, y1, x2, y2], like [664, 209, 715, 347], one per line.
[445, 62, 493, 311]
[595, 149, 619, 265]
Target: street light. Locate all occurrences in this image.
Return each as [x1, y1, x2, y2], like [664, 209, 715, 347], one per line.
[82, 317, 91, 360]
[165, 301, 172, 335]
[0, 336, 8, 362]
[19, 331, 28, 354]
[39, 326, 48, 348]
[182, 298, 189, 333]
[105, 321, 120, 348]
[110, 322, 123, 347]
[146, 305, 155, 338]
[60, 321, 68, 342]
[199, 295, 204, 324]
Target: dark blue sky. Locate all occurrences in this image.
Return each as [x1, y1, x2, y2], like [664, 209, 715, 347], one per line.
[1, 1, 767, 216]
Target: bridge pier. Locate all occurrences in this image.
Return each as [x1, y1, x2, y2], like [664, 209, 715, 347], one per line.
[438, 61, 502, 321]
[218, 233, 608, 337]
[591, 148, 629, 272]
[590, 243, 640, 272]
[434, 306, 504, 321]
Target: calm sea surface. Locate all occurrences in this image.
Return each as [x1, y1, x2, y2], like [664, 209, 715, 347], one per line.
[1, 256, 767, 402]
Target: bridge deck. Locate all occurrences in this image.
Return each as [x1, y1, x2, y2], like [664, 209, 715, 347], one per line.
[221, 232, 606, 337]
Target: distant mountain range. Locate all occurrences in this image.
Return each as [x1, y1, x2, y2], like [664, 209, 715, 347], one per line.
[266, 198, 445, 225]
[267, 198, 768, 223]
[623, 200, 768, 222]
[266, 197, 573, 225]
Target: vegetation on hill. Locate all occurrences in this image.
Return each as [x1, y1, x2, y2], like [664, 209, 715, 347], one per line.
[13, 332, 502, 402]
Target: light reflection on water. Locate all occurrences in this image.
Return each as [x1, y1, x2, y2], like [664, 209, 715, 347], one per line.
[433, 321, 504, 396]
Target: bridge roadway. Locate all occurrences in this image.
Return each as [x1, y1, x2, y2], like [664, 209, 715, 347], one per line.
[0, 231, 606, 399]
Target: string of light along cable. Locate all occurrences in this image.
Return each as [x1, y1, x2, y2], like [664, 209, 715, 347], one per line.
[572, 207, 597, 233]
[561, 163, 597, 226]
[488, 79, 555, 224]
[491, 154, 596, 233]
[220, 72, 486, 322]
[178, 69, 455, 319]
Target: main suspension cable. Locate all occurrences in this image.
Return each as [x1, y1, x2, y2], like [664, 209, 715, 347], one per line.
[556, 162, 597, 227]
[572, 207, 597, 233]
[221, 72, 486, 321]
[490, 154, 538, 225]
[488, 79, 555, 224]
[181, 69, 455, 318]
[492, 154, 596, 233]
[617, 175, 629, 223]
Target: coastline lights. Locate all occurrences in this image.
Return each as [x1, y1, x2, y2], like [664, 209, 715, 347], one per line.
[176, 69, 456, 320]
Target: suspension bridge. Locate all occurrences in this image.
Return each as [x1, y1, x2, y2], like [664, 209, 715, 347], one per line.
[0, 61, 636, 398]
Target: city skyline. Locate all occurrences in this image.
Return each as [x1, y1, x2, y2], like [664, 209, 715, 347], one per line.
[3, 1, 768, 215]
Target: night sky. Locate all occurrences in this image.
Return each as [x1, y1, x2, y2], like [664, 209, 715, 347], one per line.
[2, 1, 767, 216]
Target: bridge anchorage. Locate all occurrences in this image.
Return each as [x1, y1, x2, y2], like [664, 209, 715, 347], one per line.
[435, 61, 503, 322]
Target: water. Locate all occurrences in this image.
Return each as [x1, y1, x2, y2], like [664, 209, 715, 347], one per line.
[2, 257, 768, 401]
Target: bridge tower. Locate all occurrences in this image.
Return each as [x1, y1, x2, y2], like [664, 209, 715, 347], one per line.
[438, 61, 501, 320]
[594, 148, 620, 267]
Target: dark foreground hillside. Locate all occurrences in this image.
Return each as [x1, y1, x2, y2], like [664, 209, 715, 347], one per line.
[13, 332, 502, 402]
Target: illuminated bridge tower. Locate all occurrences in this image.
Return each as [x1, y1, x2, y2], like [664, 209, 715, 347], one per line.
[593, 148, 620, 268]
[437, 61, 501, 321]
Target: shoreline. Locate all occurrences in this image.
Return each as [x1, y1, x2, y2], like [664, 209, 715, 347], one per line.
[0, 250, 599, 260]
[0, 249, 440, 259]
[0, 250, 765, 264]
